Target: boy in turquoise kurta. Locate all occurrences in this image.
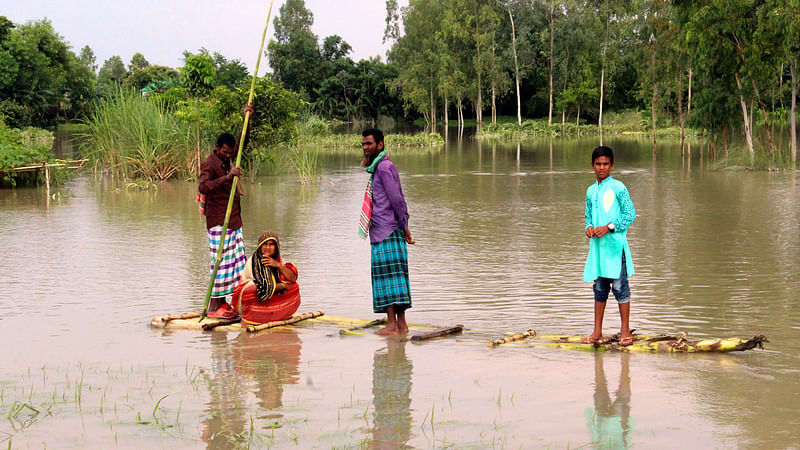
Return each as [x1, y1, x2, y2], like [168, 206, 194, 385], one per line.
[582, 146, 636, 346]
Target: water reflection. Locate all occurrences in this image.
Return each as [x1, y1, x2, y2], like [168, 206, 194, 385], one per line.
[201, 329, 301, 448]
[585, 353, 633, 449]
[371, 338, 413, 449]
[201, 332, 248, 449]
[233, 330, 302, 411]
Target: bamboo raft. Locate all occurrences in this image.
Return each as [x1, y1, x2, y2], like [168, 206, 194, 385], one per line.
[150, 313, 767, 352]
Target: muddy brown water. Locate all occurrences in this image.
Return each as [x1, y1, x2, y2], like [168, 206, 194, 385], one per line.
[1, 136, 798, 448]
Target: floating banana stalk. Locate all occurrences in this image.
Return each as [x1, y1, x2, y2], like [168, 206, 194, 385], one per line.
[487, 329, 536, 347]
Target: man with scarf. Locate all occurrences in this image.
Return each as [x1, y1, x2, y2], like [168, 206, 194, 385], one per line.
[359, 128, 415, 335]
[198, 105, 252, 319]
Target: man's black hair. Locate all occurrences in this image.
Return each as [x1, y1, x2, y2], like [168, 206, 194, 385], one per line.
[216, 133, 236, 148]
[591, 146, 614, 164]
[362, 128, 384, 145]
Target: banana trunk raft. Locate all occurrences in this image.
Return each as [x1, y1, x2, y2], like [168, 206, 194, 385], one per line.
[150, 313, 767, 353]
[488, 331, 769, 353]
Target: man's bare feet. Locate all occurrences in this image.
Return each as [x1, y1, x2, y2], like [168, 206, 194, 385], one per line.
[582, 334, 603, 344]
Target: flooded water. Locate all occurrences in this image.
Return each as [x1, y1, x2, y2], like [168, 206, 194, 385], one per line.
[1, 134, 799, 448]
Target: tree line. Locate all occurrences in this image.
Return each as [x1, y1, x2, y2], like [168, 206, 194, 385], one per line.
[383, 0, 798, 164]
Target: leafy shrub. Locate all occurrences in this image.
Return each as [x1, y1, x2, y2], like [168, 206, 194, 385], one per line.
[0, 121, 55, 186]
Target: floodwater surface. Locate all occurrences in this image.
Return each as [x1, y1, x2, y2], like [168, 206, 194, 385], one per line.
[1, 135, 798, 448]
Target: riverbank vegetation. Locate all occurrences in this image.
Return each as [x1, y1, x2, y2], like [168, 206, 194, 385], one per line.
[383, 0, 799, 169]
[0, 120, 62, 186]
[3, 0, 799, 179]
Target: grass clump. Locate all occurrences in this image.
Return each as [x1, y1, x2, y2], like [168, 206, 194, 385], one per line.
[81, 87, 194, 181]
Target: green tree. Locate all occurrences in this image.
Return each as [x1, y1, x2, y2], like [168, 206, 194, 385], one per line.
[0, 18, 95, 126]
[268, 0, 321, 99]
[181, 52, 217, 174]
[129, 52, 150, 71]
[79, 45, 97, 73]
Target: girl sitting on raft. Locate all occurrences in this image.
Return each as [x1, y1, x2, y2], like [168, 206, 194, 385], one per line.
[232, 231, 300, 325]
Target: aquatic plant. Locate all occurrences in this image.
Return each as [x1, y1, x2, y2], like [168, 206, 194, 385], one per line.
[81, 87, 194, 180]
[300, 132, 443, 149]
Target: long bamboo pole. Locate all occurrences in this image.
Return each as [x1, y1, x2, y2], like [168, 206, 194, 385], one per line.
[201, 0, 275, 320]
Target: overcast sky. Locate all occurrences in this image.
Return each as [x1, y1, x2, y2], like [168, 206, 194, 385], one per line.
[3, 0, 407, 74]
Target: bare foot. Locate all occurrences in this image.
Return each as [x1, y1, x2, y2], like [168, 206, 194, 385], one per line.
[581, 334, 603, 344]
[375, 325, 400, 336]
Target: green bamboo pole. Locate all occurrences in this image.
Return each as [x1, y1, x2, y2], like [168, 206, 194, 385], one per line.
[201, 0, 275, 320]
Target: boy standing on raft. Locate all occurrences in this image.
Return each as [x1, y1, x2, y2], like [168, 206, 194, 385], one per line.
[582, 146, 636, 346]
[198, 105, 252, 319]
[359, 129, 416, 335]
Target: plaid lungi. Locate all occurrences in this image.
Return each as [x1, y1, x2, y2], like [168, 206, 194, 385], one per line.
[208, 226, 246, 297]
[371, 228, 412, 313]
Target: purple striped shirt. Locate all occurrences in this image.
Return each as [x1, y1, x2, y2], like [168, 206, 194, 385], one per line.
[369, 158, 409, 244]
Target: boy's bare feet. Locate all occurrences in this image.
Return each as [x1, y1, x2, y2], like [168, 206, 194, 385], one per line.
[376, 325, 400, 336]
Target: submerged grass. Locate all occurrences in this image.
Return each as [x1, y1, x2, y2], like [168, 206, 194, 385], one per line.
[476, 117, 705, 140]
[300, 132, 443, 149]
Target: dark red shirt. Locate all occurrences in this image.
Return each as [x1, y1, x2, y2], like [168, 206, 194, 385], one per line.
[198, 151, 242, 230]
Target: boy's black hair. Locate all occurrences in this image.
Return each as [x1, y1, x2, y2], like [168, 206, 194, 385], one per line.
[362, 128, 384, 145]
[216, 133, 236, 148]
[591, 146, 614, 164]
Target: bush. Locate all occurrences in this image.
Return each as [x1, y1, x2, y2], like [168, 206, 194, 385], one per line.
[82, 87, 194, 180]
[0, 121, 55, 186]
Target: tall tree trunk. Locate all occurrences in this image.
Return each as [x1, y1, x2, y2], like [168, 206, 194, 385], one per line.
[652, 79, 657, 154]
[722, 123, 729, 159]
[444, 94, 449, 133]
[749, 78, 775, 158]
[548, 0, 555, 126]
[491, 84, 497, 124]
[734, 71, 756, 160]
[678, 66, 685, 158]
[430, 71, 436, 133]
[651, 52, 657, 153]
[508, 4, 522, 125]
[688, 68, 693, 114]
[791, 58, 797, 166]
[474, 1, 483, 129]
[599, 56, 605, 130]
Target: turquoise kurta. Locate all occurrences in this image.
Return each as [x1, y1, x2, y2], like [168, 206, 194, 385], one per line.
[584, 176, 636, 282]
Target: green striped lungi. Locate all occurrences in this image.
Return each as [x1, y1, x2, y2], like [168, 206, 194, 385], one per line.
[371, 228, 412, 313]
[208, 226, 246, 297]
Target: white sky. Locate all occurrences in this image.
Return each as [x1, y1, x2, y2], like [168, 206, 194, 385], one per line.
[2, 0, 408, 74]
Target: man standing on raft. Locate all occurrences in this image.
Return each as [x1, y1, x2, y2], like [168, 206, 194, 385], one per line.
[582, 146, 636, 346]
[359, 129, 416, 335]
[198, 105, 252, 319]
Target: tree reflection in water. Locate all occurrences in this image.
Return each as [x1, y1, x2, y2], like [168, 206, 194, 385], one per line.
[371, 338, 413, 449]
[585, 352, 634, 449]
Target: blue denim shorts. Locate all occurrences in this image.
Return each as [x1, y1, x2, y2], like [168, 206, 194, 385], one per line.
[593, 253, 630, 304]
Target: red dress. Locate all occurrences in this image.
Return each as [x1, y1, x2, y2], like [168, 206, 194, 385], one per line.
[231, 262, 300, 325]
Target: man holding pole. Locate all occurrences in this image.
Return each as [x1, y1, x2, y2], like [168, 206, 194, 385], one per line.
[359, 128, 415, 335]
[199, 104, 252, 319]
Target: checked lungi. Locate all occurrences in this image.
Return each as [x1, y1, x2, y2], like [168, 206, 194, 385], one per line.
[370, 228, 412, 313]
[208, 226, 247, 297]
